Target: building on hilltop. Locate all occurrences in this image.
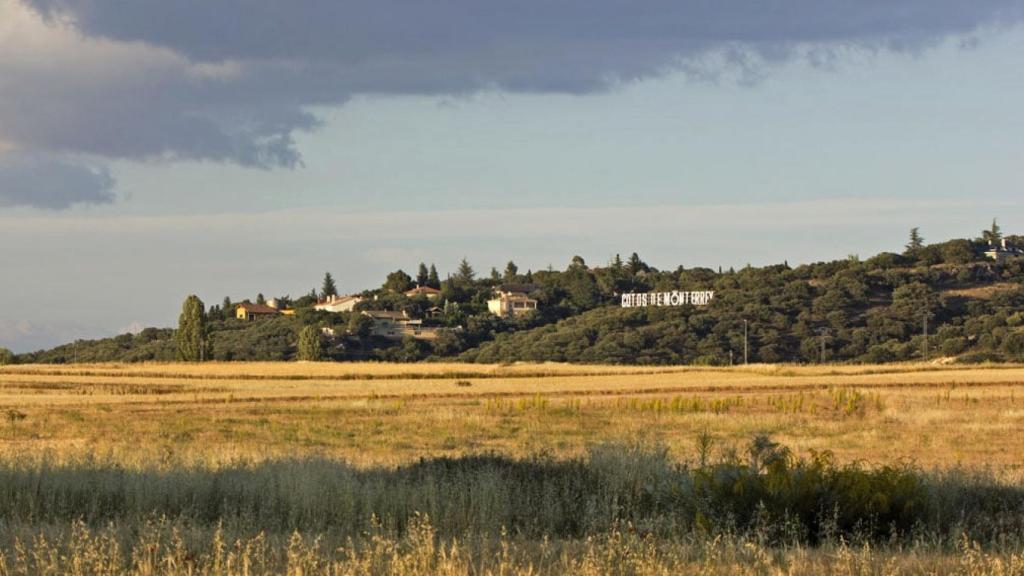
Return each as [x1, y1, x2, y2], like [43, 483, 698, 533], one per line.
[236, 302, 281, 321]
[985, 238, 1024, 263]
[362, 310, 446, 341]
[265, 298, 295, 316]
[404, 285, 442, 300]
[487, 283, 539, 317]
[314, 294, 363, 313]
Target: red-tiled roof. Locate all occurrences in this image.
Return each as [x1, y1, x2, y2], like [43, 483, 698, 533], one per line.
[405, 286, 442, 296]
[236, 302, 280, 314]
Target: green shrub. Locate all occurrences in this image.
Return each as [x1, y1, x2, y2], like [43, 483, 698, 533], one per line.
[0, 437, 1019, 546]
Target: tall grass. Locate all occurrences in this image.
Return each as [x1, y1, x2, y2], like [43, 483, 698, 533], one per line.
[0, 440, 1021, 544]
[1, 439, 1023, 574]
[3, 518, 1023, 575]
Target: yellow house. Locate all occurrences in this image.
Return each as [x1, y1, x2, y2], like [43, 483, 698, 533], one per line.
[236, 302, 281, 321]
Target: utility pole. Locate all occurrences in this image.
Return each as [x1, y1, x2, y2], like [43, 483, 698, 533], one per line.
[817, 328, 829, 364]
[743, 319, 749, 365]
[922, 313, 929, 362]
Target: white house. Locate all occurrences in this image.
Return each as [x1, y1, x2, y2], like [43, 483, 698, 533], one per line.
[314, 295, 363, 313]
[487, 284, 539, 317]
[362, 310, 445, 341]
[985, 238, 1024, 263]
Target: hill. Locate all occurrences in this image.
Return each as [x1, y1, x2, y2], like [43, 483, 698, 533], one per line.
[12, 232, 1024, 365]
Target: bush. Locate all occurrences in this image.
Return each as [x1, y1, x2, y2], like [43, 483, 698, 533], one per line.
[956, 351, 1005, 364]
[0, 438, 1019, 546]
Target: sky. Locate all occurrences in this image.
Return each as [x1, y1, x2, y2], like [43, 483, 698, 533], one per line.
[1, 0, 1023, 352]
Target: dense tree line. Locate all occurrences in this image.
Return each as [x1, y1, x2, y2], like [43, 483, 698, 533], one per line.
[11, 227, 1024, 365]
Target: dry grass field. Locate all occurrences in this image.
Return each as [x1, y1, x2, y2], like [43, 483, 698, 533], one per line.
[0, 362, 1022, 469]
[1, 362, 1023, 575]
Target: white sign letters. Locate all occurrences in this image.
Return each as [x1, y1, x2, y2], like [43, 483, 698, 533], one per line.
[620, 291, 715, 308]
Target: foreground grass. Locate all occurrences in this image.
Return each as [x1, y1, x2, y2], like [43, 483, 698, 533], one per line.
[4, 520, 1023, 575]
[0, 441, 1023, 575]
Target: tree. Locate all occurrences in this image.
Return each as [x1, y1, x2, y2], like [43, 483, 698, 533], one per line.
[503, 261, 519, 283]
[456, 258, 475, 283]
[490, 267, 501, 282]
[348, 313, 374, 338]
[427, 264, 441, 289]
[256, 293, 266, 305]
[0, 348, 13, 365]
[610, 254, 624, 273]
[297, 325, 323, 361]
[939, 240, 975, 264]
[416, 263, 430, 287]
[321, 272, 338, 298]
[176, 295, 211, 362]
[905, 228, 924, 254]
[983, 219, 1002, 245]
[626, 252, 647, 276]
[383, 269, 414, 292]
[221, 296, 232, 319]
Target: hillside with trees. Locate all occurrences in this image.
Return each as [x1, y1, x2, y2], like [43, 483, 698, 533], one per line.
[14, 224, 1024, 365]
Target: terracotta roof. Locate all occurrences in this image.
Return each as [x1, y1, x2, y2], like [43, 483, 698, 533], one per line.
[405, 286, 442, 296]
[236, 302, 280, 314]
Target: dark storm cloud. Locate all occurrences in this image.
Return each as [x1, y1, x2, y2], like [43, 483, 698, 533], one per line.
[3, 0, 1023, 208]
[27, 1, 1024, 84]
[0, 155, 115, 209]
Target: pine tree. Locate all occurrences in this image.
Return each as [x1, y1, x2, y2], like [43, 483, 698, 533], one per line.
[222, 296, 232, 320]
[427, 264, 441, 289]
[416, 263, 430, 287]
[906, 227, 924, 254]
[176, 295, 211, 362]
[297, 325, 323, 361]
[503, 261, 519, 283]
[321, 272, 338, 298]
[983, 219, 1002, 245]
[626, 253, 646, 276]
[456, 258, 475, 283]
[256, 293, 266, 305]
[490, 267, 501, 281]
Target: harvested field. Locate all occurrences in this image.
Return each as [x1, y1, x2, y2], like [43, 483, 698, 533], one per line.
[1, 362, 1022, 469]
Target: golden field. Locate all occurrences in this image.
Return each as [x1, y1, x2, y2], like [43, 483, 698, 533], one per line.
[0, 361, 1022, 469]
[1, 362, 1024, 574]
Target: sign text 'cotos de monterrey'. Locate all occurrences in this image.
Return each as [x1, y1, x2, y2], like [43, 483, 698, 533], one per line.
[620, 291, 715, 308]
